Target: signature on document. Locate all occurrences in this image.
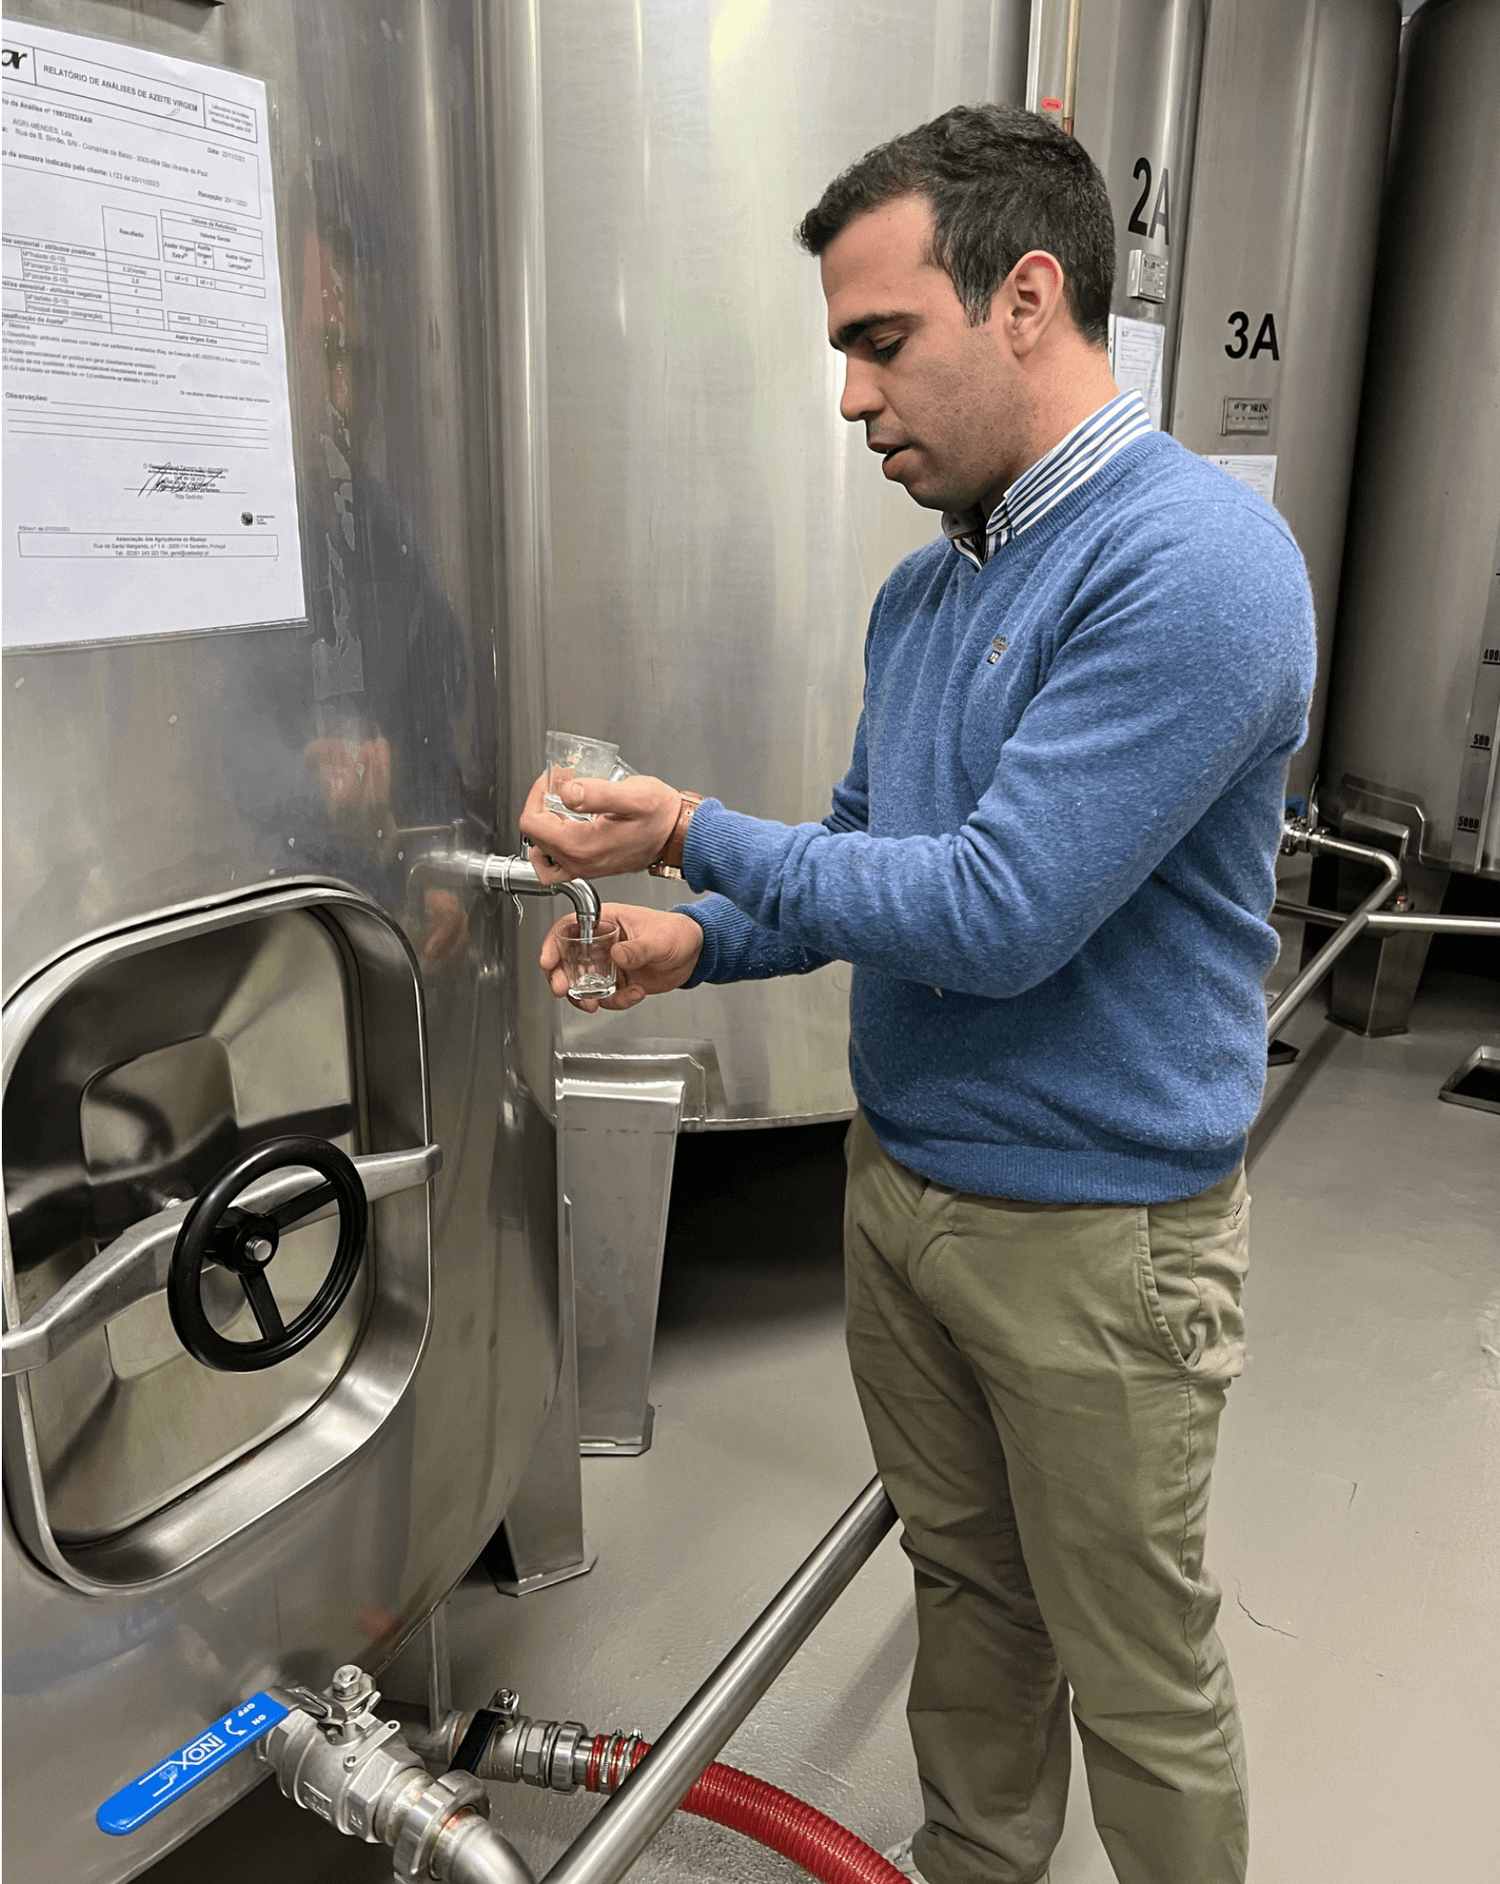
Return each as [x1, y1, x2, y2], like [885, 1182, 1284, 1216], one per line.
[138, 463, 231, 497]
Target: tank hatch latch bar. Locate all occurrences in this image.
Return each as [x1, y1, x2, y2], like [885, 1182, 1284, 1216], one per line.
[95, 1691, 290, 1836]
[2, 1142, 441, 1379]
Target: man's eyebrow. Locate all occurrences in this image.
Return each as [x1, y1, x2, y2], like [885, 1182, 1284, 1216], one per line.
[830, 312, 909, 352]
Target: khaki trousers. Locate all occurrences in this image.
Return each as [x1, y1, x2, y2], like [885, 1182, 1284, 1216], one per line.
[843, 1110, 1250, 1884]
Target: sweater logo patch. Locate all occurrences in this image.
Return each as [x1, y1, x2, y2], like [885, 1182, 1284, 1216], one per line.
[985, 636, 1009, 666]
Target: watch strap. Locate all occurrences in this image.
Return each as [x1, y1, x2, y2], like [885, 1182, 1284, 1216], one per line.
[647, 792, 704, 879]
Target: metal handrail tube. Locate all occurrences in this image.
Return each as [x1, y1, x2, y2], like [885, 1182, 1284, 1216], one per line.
[1273, 898, 1500, 938]
[541, 1476, 898, 1884]
[1266, 830, 1402, 1039]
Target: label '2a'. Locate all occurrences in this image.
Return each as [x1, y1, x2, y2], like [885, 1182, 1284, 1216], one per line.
[1126, 158, 1171, 242]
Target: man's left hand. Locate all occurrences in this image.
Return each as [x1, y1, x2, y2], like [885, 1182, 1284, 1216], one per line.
[521, 772, 682, 882]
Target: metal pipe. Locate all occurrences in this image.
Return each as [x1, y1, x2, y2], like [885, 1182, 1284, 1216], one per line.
[439, 1817, 539, 1884]
[1273, 898, 1500, 938]
[421, 847, 601, 939]
[1061, 0, 1083, 135]
[1266, 828, 1403, 1039]
[540, 1476, 898, 1884]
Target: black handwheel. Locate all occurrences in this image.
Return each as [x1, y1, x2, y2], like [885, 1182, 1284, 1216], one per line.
[167, 1135, 369, 1373]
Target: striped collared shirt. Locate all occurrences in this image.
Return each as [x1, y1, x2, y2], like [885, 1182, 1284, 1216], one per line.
[942, 389, 1153, 569]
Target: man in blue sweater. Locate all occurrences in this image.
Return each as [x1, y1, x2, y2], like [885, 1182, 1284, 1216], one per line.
[522, 105, 1314, 1884]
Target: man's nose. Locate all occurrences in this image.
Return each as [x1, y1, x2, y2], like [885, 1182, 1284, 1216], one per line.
[839, 358, 882, 427]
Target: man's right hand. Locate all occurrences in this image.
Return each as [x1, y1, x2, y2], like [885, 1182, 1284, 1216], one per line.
[540, 903, 704, 1012]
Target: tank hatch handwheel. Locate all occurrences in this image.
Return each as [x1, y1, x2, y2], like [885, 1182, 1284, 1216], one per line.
[168, 1135, 369, 1372]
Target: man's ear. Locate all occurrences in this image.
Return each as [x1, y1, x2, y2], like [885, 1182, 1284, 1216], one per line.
[1001, 250, 1068, 358]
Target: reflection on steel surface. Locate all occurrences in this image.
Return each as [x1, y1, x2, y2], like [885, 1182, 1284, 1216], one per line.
[1, 3, 561, 1879]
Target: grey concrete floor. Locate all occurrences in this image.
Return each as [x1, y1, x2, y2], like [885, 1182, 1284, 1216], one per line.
[146, 962, 1500, 1884]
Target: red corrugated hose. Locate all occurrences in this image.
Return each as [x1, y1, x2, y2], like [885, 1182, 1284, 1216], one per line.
[582, 1734, 906, 1884]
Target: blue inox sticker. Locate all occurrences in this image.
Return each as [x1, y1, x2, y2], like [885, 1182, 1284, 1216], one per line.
[96, 1691, 290, 1836]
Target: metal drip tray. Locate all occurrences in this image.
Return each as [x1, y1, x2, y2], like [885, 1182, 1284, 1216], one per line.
[1, 883, 434, 1592]
[1439, 1045, 1500, 1116]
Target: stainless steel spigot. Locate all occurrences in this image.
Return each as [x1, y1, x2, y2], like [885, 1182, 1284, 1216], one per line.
[416, 847, 601, 942]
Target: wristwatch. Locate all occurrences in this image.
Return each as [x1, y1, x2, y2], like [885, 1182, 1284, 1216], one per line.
[647, 792, 704, 879]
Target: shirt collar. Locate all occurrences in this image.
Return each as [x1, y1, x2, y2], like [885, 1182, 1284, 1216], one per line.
[943, 389, 1153, 570]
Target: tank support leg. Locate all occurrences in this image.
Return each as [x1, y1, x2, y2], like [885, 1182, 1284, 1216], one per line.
[1311, 811, 1450, 1035]
[557, 1072, 686, 1456]
[486, 1190, 597, 1596]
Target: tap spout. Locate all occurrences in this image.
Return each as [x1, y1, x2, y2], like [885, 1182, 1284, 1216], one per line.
[422, 849, 601, 941]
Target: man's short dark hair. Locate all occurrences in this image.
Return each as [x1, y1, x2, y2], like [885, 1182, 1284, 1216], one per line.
[796, 103, 1115, 348]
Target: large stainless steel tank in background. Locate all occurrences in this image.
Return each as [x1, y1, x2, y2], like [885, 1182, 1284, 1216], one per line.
[1323, 0, 1500, 881]
[1030, 0, 1206, 427]
[1169, 0, 1402, 807]
[1033, 0, 1400, 810]
[2, 3, 559, 1878]
[540, 0, 1031, 1127]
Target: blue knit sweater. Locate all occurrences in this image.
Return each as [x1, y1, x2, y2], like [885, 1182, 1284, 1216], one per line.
[679, 430, 1316, 1203]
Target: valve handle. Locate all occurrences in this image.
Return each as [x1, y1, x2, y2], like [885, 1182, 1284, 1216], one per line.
[96, 1692, 289, 1835]
[167, 1135, 369, 1373]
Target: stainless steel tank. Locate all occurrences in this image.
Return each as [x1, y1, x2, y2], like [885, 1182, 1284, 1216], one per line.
[1029, 0, 1207, 428]
[1167, 0, 1402, 808]
[1322, 0, 1500, 882]
[2, 3, 561, 1879]
[1031, 1, 1401, 810]
[539, 0, 1032, 1129]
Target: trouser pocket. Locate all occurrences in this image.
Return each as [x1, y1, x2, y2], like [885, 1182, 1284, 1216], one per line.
[1136, 1168, 1249, 1382]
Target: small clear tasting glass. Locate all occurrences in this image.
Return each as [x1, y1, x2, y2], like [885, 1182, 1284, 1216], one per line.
[545, 730, 620, 821]
[559, 915, 619, 1006]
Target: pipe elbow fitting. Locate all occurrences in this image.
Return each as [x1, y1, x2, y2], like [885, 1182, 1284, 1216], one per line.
[409, 848, 601, 936]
